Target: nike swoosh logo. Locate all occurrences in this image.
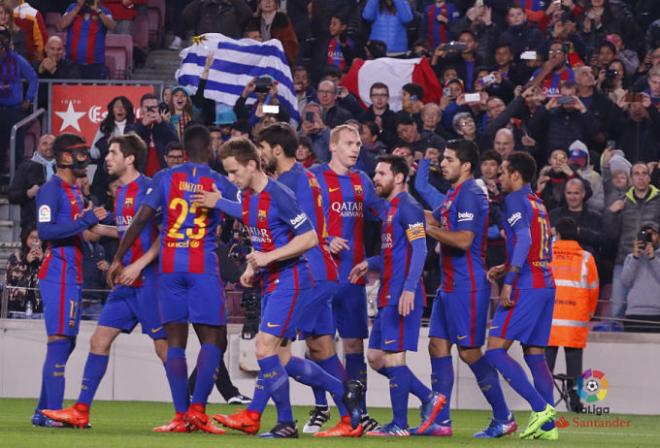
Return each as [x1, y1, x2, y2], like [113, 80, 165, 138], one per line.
[457, 335, 467, 340]
[266, 322, 281, 328]
[151, 326, 163, 333]
[384, 339, 396, 344]
[329, 187, 341, 193]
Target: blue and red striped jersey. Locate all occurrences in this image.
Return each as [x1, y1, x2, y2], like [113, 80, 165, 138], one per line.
[368, 192, 427, 308]
[432, 178, 489, 292]
[516, 0, 547, 11]
[65, 5, 112, 65]
[501, 184, 555, 289]
[277, 162, 338, 283]
[37, 175, 99, 284]
[113, 174, 158, 287]
[425, 2, 461, 49]
[142, 162, 237, 275]
[239, 179, 313, 292]
[530, 66, 575, 97]
[309, 164, 382, 284]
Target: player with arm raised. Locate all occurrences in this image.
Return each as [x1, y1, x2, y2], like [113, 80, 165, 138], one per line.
[212, 125, 364, 437]
[32, 134, 106, 427]
[485, 151, 558, 440]
[422, 140, 513, 438]
[108, 125, 237, 434]
[350, 155, 446, 437]
[42, 134, 166, 429]
[308, 124, 383, 432]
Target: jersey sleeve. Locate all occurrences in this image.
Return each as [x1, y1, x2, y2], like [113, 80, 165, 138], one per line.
[454, 188, 483, 233]
[142, 171, 165, 211]
[215, 172, 241, 202]
[274, 184, 314, 236]
[414, 159, 446, 209]
[36, 182, 98, 241]
[399, 198, 427, 292]
[504, 194, 532, 285]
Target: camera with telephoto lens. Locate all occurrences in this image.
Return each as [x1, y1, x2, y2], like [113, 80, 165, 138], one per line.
[444, 41, 468, 52]
[254, 77, 272, 94]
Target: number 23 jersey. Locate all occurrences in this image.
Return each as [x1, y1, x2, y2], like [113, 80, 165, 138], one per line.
[143, 162, 237, 275]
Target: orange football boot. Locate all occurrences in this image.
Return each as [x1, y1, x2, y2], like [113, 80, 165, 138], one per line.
[42, 403, 90, 429]
[314, 416, 363, 437]
[153, 412, 193, 432]
[213, 409, 261, 435]
[184, 404, 226, 435]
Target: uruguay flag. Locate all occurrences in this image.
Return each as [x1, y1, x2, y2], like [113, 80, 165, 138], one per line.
[175, 33, 300, 123]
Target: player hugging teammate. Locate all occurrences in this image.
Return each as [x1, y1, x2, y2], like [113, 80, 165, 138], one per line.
[33, 124, 557, 440]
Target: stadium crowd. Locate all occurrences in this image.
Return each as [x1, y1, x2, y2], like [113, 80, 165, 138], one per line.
[3, 0, 659, 330]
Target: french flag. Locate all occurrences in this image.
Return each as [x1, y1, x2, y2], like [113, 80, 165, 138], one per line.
[342, 57, 442, 111]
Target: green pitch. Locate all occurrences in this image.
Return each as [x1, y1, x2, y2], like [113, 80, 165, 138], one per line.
[1, 398, 659, 448]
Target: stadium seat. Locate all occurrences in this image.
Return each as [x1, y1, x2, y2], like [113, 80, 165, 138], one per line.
[22, 120, 42, 160]
[105, 34, 134, 79]
[148, 0, 165, 27]
[105, 53, 119, 80]
[132, 14, 150, 51]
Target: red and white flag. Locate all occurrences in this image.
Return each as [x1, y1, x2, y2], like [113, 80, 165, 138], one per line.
[342, 57, 442, 111]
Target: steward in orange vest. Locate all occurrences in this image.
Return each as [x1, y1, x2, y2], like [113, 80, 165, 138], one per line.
[548, 237, 599, 348]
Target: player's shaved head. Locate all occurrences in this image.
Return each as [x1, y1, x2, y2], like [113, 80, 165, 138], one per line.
[183, 124, 211, 162]
[220, 137, 261, 170]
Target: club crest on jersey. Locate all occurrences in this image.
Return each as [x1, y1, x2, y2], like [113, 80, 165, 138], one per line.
[508, 212, 522, 226]
[38, 205, 51, 223]
[125, 197, 134, 207]
[258, 210, 267, 221]
[353, 184, 363, 195]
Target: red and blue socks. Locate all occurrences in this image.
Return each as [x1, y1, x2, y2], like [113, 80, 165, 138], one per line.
[468, 356, 510, 421]
[258, 355, 293, 423]
[165, 347, 190, 414]
[77, 353, 110, 408]
[191, 344, 221, 407]
[43, 339, 74, 410]
[286, 356, 348, 416]
[485, 349, 547, 412]
[524, 353, 555, 430]
[431, 355, 453, 423]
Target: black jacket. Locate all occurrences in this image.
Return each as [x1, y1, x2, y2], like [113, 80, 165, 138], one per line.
[548, 206, 603, 256]
[360, 106, 398, 149]
[527, 107, 600, 160]
[611, 106, 660, 164]
[135, 121, 179, 170]
[8, 160, 47, 231]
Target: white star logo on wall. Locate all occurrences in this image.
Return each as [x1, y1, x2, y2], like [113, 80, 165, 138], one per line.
[55, 101, 85, 132]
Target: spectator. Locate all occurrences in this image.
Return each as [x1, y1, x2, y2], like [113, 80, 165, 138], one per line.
[135, 93, 178, 176]
[295, 135, 316, 168]
[362, 0, 414, 56]
[548, 178, 602, 256]
[422, 0, 461, 50]
[497, 5, 544, 59]
[432, 29, 485, 92]
[420, 102, 448, 140]
[360, 82, 397, 148]
[621, 221, 660, 333]
[528, 81, 599, 159]
[546, 217, 599, 412]
[89, 96, 137, 205]
[396, 112, 445, 158]
[536, 149, 587, 212]
[611, 92, 660, 164]
[604, 162, 660, 319]
[61, 0, 116, 79]
[322, 14, 355, 72]
[568, 140, 604, 213]
[0, 2, 25, 57]
[598, 59, 627, 104]
[492, 127, 515, 160]
[165, 85, 194, 142]
[579, 0, 637, 55]
[8, 134, 55, 233]
[235, 76, 291, 127]
[601, 148, 631, 209]
[165, 141, 184, 168]
[34, 35, 79, 79]
[316, 78, 352, 128]
[255, 0, 298, 65]
[229, 119, 251, 139]
[606, 33, 639, 78]
[359, 121, 387, 157]
[103, 0, 146, 35]
[644, 65, 660, 109]
[5, 226, 43, 315]
[293, 66, 316, 113]
[0, 27, 37, 174]
[9, 0, 47, 62]
[208, 125, 226, 173]
[299, 101, 330, 162]
[451, 111, 487, 151]
[180, 0, 251, 44]
[574, 65, 617, 153]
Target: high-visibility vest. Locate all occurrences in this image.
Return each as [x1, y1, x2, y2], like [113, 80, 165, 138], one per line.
[548, 240, 599, 349]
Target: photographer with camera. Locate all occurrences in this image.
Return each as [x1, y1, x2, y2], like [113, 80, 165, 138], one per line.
[621, 222, 660, 333]
[610, 91, 660, 164]
[604, 162, 660, 320]
[431, 30, 484, 92]
[61, 0, 116, 79]
[234, 75, 290, 127]
[134, 93, 178, 176]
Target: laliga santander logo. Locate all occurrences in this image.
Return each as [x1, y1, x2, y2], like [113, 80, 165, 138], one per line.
[577, 369, 609, 404]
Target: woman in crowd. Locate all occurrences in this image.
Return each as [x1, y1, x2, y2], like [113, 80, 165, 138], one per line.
[0, 3, 25, 57]
[165, 86, 194, 143]
[5, 227, 43, 315]
[256, 0, 298, 65]
[362, 0, 414, 56]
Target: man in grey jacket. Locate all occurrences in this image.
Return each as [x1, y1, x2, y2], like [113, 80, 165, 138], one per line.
[621, 222, 660, 333]
[604, 163, 660, 319]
